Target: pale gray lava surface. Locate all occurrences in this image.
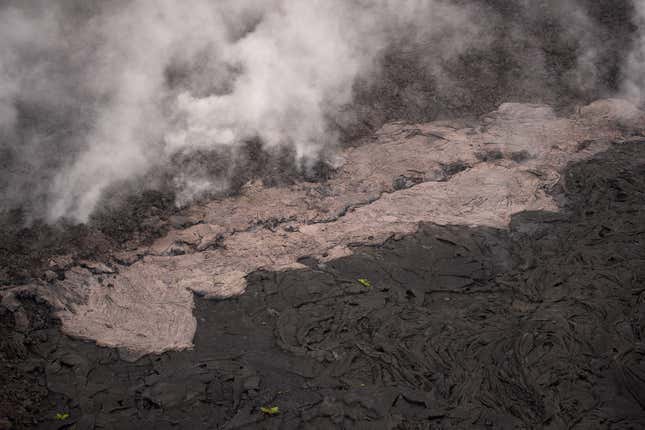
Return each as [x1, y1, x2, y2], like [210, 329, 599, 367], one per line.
[3, 99, 644, 359]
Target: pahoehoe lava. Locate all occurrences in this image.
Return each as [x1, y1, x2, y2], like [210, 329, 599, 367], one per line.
[2, 140, 644, 428]
[2, 1, 645, 429]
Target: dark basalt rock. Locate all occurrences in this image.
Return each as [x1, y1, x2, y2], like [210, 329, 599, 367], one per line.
[2, 141, 645, 429]
[392, 175, 424, 190]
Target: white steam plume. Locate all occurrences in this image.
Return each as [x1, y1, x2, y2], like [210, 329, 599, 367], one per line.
[1, 0, 488, 222]
[1, 1, 644, 223]
[622, 0, 645, 105]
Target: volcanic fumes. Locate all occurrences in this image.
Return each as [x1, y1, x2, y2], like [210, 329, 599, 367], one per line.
[0, 0, 643, 223]
[2, 1, 645, 429]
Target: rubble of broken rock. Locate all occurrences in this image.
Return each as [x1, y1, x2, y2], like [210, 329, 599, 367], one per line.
[1, 99, 645, 428]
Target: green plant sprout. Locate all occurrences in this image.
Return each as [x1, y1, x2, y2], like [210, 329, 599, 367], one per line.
[357, 278, 372, 288]
[260, 406, 280, 416]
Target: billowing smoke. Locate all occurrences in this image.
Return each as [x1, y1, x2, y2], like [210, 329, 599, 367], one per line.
[622, 0, 645, 104]
[0, 0, 642, 223]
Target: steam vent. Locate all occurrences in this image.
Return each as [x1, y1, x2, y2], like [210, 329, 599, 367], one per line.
[2, 1, 645, 429]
